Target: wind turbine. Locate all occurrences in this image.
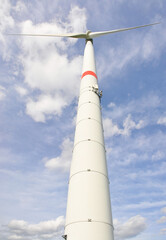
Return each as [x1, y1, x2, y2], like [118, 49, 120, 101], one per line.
[8, 22, 159, 240]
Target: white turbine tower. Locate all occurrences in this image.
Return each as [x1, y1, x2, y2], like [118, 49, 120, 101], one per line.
[64, 38, 113, 240]
[8, 22, 159, 240]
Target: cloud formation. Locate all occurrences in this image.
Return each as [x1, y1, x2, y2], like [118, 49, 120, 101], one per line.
[157, 207, 166, 235]
[114, 215, 146, 239]
[161, 207, 166, 214]
[0, 85, 6, 100]
[26, 94, 68, 122]
[45, 138, 73, 172]
[2, 3, 87, 122]
[157, 117, 166, 126]
[152, 151, 165, 161]
[104, 94, 160, 121]
[0, 0, 15, 60]
[15, 86, 28, 96]
[98, 20, 166, 79]
[103, 114, 144, 137]
[8, 216, 65, 240]
[19, 7, 86, 122]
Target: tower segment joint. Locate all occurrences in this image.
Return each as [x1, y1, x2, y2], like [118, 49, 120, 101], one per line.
[69, 170, 109, 182]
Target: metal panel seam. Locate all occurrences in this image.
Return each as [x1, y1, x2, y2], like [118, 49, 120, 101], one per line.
[69, 170, 109, 182]
[65, 220, 114, 229]
[78, 101, 101, 110]
[76, 118, 102, 127]
[73, 139, 106, 151]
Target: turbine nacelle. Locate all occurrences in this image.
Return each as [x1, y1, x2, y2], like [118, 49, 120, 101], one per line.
[86, 30, 92, 39]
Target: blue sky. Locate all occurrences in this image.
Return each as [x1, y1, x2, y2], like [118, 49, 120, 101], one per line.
[0, 0, 166, 239]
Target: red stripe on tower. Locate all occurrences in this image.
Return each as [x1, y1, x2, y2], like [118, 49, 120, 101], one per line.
[81, 71, 98, 79]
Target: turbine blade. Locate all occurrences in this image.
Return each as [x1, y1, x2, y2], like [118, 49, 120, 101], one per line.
[88, 22, 160, 38]
[5, 33, 86, 38]
[6, 22, 160, 40]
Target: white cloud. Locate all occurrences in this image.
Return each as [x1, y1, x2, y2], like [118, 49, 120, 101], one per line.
[0, 85, 6, 100]
[22, 48, 82, 94]
[152, 151, 164, 161]
[15, 86, 28, 96]
[157, 117, 166, 126]
[26, 94, 67, 122]
[67, 5, 87, 33]
[103, 118, 122, 137]
[8, 216, 65, 239]
[157, 216, 166, 224]
[122, 114, 144, 136]
[45, 138, 73, 172]
[0, 92, 6, 101]
[17, 6, 87, 122]
[161, 207, 166, 214]
[114, 215, 146, 240]
[158, 207, 166, 228]
[105, 94, 160, 120]
[0, 0, 15, 60]
[108, 102, 116, 108]
[0, 0, 13, 30]
[12, 0, 27, 15]
[106, 127, 166, 174]
[103, 114, 145, 137]
[126, 201, 166, 210]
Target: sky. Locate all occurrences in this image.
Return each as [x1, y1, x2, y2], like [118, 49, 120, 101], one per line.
[0, 0, 166, 239]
